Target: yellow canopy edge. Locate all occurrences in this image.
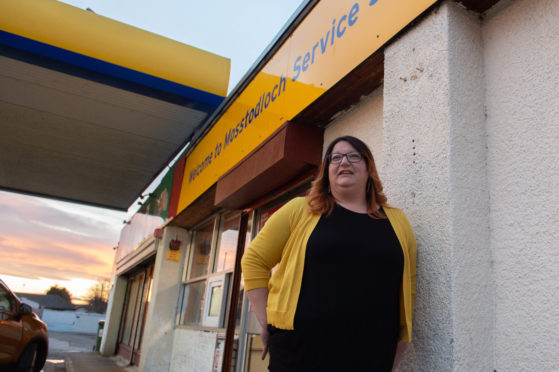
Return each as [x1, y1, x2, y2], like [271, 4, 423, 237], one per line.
[0, 0, 230, 97]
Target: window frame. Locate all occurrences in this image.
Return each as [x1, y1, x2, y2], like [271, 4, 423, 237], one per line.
[0, 283, 17, 314]
[213, 211, 243, 274]
[183, 215, 220, 283]
[202, 273, 230, 328]
[178, 210, 243, 329]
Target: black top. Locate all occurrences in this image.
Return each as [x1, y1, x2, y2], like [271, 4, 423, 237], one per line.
[268, 204, 404, 372]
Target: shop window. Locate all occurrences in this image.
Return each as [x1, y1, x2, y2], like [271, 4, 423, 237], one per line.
[215, 213, 242, 272]
[203, 274, 230, 327]
[188, 221, 215, 279]
[179, 280, 206, 326]
[179, 212, 250, 328]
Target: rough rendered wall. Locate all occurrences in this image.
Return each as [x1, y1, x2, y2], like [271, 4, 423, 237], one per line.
[170, 328, 216, 372]
[140, 227, 189, 372]
[483, 0, 559, 370]
[384, 2, 491, 370]
[384, 6, 453, 370]
[446, 4, 492, 371]
[324, 87, 383, 169]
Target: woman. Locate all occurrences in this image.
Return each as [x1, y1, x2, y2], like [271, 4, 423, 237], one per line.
[241, 136, 416, 371]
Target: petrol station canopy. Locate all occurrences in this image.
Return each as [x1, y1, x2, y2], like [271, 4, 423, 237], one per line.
[0, 0, 230, 210]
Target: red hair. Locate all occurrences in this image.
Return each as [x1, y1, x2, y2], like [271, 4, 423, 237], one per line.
[306, 136, 388, 219]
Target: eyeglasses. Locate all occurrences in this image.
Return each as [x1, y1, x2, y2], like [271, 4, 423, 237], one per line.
[329, 152, 363, 164]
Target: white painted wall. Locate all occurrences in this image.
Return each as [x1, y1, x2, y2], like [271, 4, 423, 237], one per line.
[383, 4, 455, 371]
[42, 309, 104, 334]
[383, 2, 492, 370]
[139, 226, 189, 372]
[42, 309, 75, 332]
[170, 328, 217, 372]
[482, 0, 559, 370]
[73, 311, 105, 334]
[324, 88, 384, 170]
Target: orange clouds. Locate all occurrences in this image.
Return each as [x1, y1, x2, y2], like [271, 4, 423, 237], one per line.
[0, 190, 126, 292]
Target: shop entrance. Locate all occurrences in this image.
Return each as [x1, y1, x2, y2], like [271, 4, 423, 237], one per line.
[117, 264, 154, 365]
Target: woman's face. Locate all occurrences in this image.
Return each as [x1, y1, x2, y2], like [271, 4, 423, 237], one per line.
[328, 141, 368, 194]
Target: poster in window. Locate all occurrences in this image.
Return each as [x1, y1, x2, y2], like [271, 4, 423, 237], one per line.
[213, 334, 225, 372]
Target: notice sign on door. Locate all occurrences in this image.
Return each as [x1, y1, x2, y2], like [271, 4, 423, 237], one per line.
[166, 250, 180, 261]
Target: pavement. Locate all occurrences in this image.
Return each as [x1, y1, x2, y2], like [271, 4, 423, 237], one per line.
[65, 353, 135, 372]
[43, 331, 135, 372]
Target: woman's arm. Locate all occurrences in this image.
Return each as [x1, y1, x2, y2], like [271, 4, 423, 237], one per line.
[392, 341, 408, 371]
[246, 287, 270, 359]
[241, 198, 307, 359]
[241, 198, 301, 290]
[241, 206, 290, 360]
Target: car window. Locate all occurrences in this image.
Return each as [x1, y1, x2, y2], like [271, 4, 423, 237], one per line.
[0, 285, 16, 312]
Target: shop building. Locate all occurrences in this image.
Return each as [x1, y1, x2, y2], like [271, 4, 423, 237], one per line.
[14, 0, 555, 370]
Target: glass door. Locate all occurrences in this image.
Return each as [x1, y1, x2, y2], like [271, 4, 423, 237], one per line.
[132, 265, 154, 365]
[117, 263, 154, 365]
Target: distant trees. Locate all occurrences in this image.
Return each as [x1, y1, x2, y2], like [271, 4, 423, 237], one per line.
[46, 285, 72, 303]
[85, 280, 110, 313]
[44, 281, 111, 313]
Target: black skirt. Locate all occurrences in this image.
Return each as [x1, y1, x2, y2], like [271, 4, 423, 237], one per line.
[268, 323, 398, 372]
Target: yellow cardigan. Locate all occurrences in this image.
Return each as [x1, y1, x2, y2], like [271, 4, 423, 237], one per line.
[241, 197, 417, 342]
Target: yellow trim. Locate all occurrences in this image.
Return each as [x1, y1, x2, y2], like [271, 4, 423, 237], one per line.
[0, 0, 229, 96]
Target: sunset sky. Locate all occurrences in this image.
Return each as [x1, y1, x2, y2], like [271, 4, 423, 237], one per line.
[0, 0, 303, 302]
[0, 190, 125, 300]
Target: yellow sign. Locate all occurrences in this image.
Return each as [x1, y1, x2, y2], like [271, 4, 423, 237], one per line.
[166, 250, 180, 261]
[178, 0, 436, 212]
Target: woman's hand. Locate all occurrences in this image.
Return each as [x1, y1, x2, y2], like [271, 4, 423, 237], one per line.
[392, 341, 408, 370]
[260, 324, 270, 359]
[246, 288, 270, 360]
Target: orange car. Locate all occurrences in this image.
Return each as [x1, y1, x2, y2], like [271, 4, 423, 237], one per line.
[0, 279, 48, 372]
